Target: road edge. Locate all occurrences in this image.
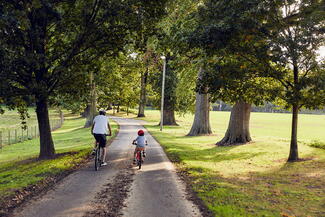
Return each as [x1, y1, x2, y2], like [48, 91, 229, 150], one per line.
[142, 125, 214, 217]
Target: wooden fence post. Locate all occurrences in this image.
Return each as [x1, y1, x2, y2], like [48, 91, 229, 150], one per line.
[15, 129, 17, 144]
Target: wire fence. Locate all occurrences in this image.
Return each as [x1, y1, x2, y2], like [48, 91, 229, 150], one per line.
[0, 118, 64, 149]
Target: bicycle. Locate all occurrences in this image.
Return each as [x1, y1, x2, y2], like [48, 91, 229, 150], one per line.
[94, 142, 103, 171]
[135, 149, 145, 169]
[132, 141, 146, 169]
[93, 134, 109, 171]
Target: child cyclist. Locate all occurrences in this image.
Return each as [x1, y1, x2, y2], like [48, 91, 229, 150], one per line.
[132, 129, 148, 164]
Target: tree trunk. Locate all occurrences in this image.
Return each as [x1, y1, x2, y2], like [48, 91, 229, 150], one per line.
[84, 72, 96, 128]
[163, 109, 178, 125]
[288, 104, 299, 161]
[36, 97, 55, 159]
[188, 92, 212, 136]
[188, 67, 212, 136]
[117, 105, 120, 113]
[288, 63, 300, 162]
[81, 105, 90, 118]
[138, 67, 148, 117]
[161, 54, 178, 126]
[58, 108, 64, 123]
[217, 101, 252, 146]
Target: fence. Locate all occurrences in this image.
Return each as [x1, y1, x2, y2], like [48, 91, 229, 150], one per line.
[0, 118, 63, 149]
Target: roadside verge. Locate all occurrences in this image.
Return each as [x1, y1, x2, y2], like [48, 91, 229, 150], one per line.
[0, 116, 119, 217]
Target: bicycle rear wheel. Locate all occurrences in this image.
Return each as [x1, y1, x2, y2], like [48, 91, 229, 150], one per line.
[138, 152, 142, 169]
[95, 148, 100, 171]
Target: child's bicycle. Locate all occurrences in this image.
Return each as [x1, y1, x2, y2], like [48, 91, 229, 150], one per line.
[132, 142, 145, 169]
[135, 149, 145, 169]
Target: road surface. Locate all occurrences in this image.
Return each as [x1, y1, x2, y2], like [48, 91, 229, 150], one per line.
[13, 117, 201, 217]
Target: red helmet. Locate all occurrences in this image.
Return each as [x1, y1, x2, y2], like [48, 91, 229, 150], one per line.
[138, 130, 144, 136]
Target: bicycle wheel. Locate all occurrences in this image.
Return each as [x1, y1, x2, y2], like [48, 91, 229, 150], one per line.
[138, 152, 142, 170]
[95, 147, 100, 171]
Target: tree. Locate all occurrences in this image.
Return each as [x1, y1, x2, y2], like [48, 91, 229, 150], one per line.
[151, 0, 203, 126]
[96, 53, 141, 113]
[0, 0, 167, 159]
[84, 71, 97, 128]
[187, 67, 212, 136]
[188, 0, 278, 145]
[129, 1, 168, 118]
[191, 0, 325, 159]
[263, 0, 325, 161]
[202, 55, 279, 145]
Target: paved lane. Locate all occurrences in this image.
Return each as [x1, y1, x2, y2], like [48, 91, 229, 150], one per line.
[120, 118, 201, 217]
[13, 117, 201, 217]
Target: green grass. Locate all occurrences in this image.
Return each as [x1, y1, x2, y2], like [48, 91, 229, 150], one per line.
[0, 107, 61, 131]
[0, 108, 63, 146]
[118, 110, 325, 217]
[0, 115, 118, 202]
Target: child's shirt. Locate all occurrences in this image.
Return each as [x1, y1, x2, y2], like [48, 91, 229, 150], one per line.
[135, 135, 147, 148]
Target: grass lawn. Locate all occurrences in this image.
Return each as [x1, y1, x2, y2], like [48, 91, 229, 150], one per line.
[0, 108, 63, 146]
[117, 110, 325, 217]
[0, 108, 61, 131]
[0, 114, 118, 204]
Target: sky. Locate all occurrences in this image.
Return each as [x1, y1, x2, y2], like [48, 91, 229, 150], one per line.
[317, 46, 325, 60]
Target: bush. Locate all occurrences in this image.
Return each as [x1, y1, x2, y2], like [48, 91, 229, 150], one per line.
[309, 140, 325, 149]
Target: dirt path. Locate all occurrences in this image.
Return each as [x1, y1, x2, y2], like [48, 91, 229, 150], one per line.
[13, 117, 201, 217]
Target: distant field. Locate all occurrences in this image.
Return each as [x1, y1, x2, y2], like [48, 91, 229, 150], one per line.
[0, 108, 63, 146]
[0, 108, 60, 131]
[118, 110, 325, 217]
[138, 110, 325, 143]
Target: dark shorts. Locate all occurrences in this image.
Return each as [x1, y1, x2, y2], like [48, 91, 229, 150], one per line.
[93, 134, 107, 148]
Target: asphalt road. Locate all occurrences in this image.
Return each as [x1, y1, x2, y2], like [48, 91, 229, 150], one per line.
[13, 117, 201, 217]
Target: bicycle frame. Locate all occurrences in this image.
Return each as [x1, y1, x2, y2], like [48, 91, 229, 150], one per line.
[136, 150, 145, 169]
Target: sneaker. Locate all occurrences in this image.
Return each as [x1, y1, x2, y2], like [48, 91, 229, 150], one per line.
[101, 162, 108, 166]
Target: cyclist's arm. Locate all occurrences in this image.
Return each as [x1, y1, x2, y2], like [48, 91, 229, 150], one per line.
[91, 123, 95, 135]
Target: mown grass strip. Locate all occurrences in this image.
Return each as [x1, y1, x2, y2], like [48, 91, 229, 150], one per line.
[115, 110, 325, 217]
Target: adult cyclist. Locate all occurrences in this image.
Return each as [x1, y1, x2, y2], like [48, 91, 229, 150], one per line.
[91, 109, 112, 166]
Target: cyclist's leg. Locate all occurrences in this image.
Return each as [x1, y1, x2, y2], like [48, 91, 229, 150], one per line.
[93, 134, 100, 154]
[98, 134, 107, 163]
[143, 147, 146, 157]
[133, 148, 137, 163]
[102, 147, 107, 162]
[134, 148, 137, 159]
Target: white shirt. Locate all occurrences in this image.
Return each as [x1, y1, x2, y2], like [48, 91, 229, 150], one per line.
[92, 115, 109, 134]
